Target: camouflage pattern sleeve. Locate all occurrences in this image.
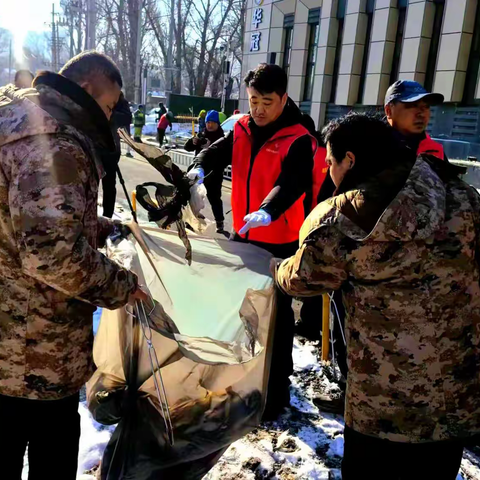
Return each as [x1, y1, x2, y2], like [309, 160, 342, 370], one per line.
[277, 225, 348, 297]
[9, 136, 137, 310]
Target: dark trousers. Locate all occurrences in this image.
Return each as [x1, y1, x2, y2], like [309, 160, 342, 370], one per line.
[204, 176, 224, 224]
[232, 234, 297, 418]
[0, 392, 81, 480]
[343, 426, 464, 480]
[102, 169, 117, 218]
[157, 128, 166, 146]
[264, 285, 295, 407]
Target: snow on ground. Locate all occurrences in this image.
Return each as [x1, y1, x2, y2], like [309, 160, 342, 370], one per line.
[39, 332, 480, 480]
[203, 337, 345, 480]
[77, 403, 115, 476]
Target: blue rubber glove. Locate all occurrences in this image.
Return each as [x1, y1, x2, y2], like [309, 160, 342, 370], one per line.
[187, 167, 205, 184]
[239, 209, 272, 235]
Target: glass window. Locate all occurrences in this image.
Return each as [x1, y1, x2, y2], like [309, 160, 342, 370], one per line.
[389, 3, 407, 85]
[425, 0, 445, 92]
[330, 0, 347, 103]
[303, 23, 320, 102]
[463, 0, 480, 103]
[358, 0, 376, 103]
[283, 27, 294, 75]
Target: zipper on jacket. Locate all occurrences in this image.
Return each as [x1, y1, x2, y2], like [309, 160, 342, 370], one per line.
[245, 140, 255, 240]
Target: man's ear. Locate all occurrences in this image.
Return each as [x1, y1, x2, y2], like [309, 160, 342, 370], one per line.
[385, 103, 393, 120]
[79, 81, 94, 97]
[281, 92, 288, 108]
[346, 151, 356, 169]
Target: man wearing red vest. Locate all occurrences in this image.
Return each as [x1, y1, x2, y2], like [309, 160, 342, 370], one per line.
[384, 80, 446, 160]
[188, 63, 315, 419]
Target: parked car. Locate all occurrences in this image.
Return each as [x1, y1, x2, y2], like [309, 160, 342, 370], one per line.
[167, 130, 192, 149]
[220, 113, 244, 133]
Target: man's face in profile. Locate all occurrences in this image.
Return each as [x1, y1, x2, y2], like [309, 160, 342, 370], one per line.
[81, 78, 122, 121]
[15, 72, 34, 89]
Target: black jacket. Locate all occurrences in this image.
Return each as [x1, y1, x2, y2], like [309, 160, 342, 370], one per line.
[394, 129, 449, 162]
[195, 99, 314, 225]
[113, 96, 133, 132]
[185, 126, 225, 156]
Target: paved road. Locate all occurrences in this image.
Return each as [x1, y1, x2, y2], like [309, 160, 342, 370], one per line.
[100, 151, 233, 233]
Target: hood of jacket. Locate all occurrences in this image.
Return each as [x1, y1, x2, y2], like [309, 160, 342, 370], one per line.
[301, 153, 467, 244]
[0, 85, 59, 148]
[0, 72, 116, 177]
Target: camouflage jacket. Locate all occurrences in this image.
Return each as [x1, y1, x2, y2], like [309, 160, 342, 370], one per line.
[0, 74, 137, 400]
[0, 84, 19, 99]
[277, 154, 480, 442]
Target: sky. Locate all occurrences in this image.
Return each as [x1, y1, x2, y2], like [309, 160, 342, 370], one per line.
[0, 0, 61, 60]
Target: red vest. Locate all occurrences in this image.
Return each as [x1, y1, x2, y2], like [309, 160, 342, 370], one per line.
[232, 115, 315, 244]
[417, 134, 444, 160]
[311, 146, 328, 210]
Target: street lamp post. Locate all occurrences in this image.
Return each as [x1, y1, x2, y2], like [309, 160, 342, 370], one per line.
[134, 0, 144, 104]
[220, 43, 231, 113]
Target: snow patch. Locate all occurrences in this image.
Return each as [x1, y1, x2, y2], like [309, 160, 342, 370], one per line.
[77, 402, 115, 475]
[327, 435, 344, 458]
[292, 340, 321, 372]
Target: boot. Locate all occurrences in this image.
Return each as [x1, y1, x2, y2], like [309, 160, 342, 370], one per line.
[216, 221, 229, 238]
[312, 391, 345, 415]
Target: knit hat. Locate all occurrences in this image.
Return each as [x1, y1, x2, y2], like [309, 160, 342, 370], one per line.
[206, 110, 220, 124]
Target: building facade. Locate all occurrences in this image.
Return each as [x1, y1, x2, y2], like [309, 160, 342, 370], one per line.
[239, 0, 480, 146]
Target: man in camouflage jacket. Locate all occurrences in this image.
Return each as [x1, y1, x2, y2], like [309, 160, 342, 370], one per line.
[0, 52, 145, 479]
[277, 112, 480, 479]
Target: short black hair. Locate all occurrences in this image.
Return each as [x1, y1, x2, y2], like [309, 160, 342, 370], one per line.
[59, 50, 123, 88]
[322, 112, 396, 181]
[244, 63, 287, 97]
[15, 70, 34, 83]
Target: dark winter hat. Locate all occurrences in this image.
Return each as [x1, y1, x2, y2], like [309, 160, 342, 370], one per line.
[384, 80, 444, 107]
[206, 110, 220, 124]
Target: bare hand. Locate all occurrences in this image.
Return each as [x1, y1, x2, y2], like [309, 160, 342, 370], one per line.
[193, 137, 200, 145]
[129, 286, 149, 304]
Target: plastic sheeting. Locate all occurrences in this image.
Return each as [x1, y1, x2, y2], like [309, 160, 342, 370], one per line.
[87, 224, 276, 479]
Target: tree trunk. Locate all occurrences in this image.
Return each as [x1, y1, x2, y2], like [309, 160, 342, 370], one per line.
[77, 0, 83, 53]
[174, 0, 182, 94]
[166, 0, 174, 94]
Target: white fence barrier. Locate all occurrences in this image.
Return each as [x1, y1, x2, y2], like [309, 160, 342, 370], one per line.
[121, 140, 232, 182]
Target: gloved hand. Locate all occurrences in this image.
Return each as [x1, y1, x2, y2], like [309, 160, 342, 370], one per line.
[239, 209, 271, 235]
[187, 167, 205, 185]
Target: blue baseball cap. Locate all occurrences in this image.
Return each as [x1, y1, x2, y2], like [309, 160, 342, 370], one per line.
[384, 80, 444, 107]
[206, 110, 220, 124]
